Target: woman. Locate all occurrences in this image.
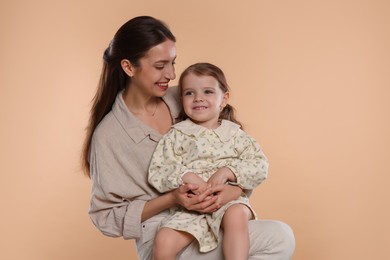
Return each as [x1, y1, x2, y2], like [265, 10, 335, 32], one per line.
[82, 16, 295, 259]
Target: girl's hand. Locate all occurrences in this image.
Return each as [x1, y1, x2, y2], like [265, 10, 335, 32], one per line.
[207, 167, 236, 187]
[182, 172, 208, 194]
[181, 172, 209, 195]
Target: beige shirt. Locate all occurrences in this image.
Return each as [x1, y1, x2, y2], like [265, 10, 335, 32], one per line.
[88, 87, 180, 240]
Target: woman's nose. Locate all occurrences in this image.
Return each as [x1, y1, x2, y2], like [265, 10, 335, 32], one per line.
[165, 64, 176, 80]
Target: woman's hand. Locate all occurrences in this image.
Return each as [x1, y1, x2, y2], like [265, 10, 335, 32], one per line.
[202, 184, 243, 212]
[171, 183, 219, 213]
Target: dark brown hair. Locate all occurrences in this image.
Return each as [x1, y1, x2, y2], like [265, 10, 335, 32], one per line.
[177, 62, 243, 128]
[82, 16, 176, 177]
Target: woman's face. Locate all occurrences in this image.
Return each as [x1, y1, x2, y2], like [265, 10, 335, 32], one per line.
[130, 40, 176, 97]
[181, 73, 229, 129]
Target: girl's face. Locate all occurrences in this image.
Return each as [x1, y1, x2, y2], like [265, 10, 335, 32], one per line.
[181, 73, 229, 129]
[129, 40, 176, 97]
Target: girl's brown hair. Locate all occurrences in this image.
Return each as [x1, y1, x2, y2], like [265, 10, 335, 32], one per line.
[81, 16, 176, 177]
[176, 62, 243, 128]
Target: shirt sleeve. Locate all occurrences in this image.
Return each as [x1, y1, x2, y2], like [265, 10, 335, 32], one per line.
[148, 131, 189, 192]
[226, 131, 269, 190]
[88, 135, 145, 240]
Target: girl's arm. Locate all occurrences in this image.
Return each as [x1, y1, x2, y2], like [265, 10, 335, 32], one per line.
[207, 166, 236, 186]
[148, 132, 192, 193]
[226, 131, 269, 190]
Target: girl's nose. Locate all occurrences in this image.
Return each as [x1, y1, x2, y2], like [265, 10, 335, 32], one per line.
[194, 95, 203, 102]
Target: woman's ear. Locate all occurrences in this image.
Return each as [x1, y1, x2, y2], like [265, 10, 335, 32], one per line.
[120, 59, 135, 77]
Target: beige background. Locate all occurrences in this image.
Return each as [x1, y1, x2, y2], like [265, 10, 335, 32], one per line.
[1, 0, 389, 259]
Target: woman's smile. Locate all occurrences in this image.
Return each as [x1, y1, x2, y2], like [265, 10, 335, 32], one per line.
[156, 82, 169, 91]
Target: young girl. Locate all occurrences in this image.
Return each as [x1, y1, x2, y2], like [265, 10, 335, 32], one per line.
[148, 63, 269, 260]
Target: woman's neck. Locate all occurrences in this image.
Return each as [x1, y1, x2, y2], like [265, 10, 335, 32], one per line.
[122, 86, 172, 135]
[123, 87, 161, 117]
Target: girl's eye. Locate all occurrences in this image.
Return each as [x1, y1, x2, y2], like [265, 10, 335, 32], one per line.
[183, 91, 193, 96]
[205, 90, 214, 94]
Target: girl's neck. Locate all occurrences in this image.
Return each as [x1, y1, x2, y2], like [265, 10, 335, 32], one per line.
[191, 119, 221, 129]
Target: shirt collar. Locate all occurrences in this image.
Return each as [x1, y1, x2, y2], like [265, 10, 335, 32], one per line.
[112, 87, 180, 143]
[173, 119, 241, 142]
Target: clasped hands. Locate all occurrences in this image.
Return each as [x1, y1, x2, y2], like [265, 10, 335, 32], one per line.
[174, 167, 242, 213]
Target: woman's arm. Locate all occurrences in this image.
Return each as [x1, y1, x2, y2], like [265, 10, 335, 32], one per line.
[141, 190, 176, 222]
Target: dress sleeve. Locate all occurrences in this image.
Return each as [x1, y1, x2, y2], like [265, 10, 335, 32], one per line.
[88, 135, 145, 240]
[226, 131, 269, 190]
[148, 131, 189, 192]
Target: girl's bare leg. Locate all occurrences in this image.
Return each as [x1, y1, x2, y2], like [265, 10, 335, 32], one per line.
[221, 204, 253, 260]
[153, 227, 194, 260]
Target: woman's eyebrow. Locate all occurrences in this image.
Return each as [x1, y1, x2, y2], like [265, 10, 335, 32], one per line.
[154, 56, 177, 63]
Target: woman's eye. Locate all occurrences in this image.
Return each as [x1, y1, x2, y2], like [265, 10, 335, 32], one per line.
[155, 63, 165, 69]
